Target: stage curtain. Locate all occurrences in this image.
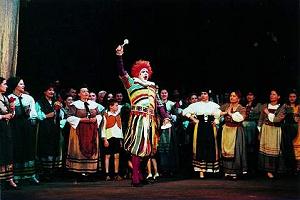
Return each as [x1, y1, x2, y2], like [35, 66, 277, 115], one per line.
[0, 0, 19, 79]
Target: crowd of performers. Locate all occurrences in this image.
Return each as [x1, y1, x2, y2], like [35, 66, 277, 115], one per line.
[0, 46, 299, 189]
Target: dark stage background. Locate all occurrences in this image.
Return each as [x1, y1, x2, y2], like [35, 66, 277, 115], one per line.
[17, 0, 299, 100]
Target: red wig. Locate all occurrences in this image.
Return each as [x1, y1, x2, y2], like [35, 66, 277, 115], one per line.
[131, 60, 153, 78]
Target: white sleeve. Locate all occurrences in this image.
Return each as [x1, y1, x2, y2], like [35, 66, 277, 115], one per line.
[67, 116, 81, 129]
[213, 108, 221, 124]
[101, 116, 107, 138]
[182, 104, 194, 118]
[268, 113, 275, 122]
[96, 114, 103, 128]
[232, 112, 244, 122]
[29, 96, 38, 119]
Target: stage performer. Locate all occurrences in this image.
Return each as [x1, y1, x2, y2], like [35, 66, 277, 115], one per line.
[115, 42, 171, 187]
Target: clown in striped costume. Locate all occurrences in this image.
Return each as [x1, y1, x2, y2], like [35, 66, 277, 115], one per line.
[116, 44, 171, 187]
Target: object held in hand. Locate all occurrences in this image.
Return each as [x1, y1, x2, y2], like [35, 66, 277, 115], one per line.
[122, 39, 129, 47]
[161, 121, 172, 130]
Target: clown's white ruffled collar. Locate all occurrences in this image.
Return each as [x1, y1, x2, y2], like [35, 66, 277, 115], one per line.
[133, 77, 155, 87]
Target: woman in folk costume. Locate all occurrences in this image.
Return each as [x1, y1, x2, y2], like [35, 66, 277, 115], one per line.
[182, 89, 221, 179]
[7, 77, 40, 185]
[115, 44, 171, 187]
[257, 89, 287, 179]
[281, 89, 299, 173]
[0, 77, 18, 189]
[219, 90, 247, 180]
[66, 85, 103, 178]
[242, 91, 262, 175]
[156, 88, 178, 178]
[35, 82, 63, 181]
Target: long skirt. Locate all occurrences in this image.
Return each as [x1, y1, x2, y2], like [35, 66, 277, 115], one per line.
[10, 117, 36, 178]
[66, 123, 99, 173]
[258, 125, 287, 173]
[192, 121, 219, 173]
[0, 120, 13, 181]
[221, 126, 247, 175]
[158, 126, 178, 174]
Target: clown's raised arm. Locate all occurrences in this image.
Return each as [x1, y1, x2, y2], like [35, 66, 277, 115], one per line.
[116, 45, 126, 77]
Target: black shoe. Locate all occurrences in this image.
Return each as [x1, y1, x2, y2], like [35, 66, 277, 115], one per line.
[114, 175, 123, 181]
[140, 179, 150, 185]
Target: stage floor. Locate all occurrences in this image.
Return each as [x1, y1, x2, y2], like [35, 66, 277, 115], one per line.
[2, 175, 299, 200]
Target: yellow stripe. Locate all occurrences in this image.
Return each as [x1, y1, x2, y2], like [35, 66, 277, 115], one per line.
[193, 122, 199, 159]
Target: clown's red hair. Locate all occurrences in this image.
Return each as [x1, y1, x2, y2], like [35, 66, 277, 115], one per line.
[131, 60, 153, 78]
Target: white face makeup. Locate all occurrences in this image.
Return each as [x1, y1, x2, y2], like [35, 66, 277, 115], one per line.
[138, 68, 149, 81]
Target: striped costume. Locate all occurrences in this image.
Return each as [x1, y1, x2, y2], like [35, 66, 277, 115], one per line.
[120, 75, 160, 157]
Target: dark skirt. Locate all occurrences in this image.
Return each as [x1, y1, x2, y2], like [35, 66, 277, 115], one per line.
[222, 127, 248, 175]
[158, 126, 178, 173]
[10, 117, 36, 163]
[0, 120, 14, 180]
[192, 117, 219, 173]
[10, 117, 37, 177]
[0, 120, 13, 164]
[37, 118, 62, 169]
[281, 123, 297, 171]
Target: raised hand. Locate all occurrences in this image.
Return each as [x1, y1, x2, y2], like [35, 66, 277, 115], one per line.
[116, 45, 124, 56]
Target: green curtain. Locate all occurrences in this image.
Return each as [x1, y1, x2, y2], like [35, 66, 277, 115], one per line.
[0, 0, 19, 79]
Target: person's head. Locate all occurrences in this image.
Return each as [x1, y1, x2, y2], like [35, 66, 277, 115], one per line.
[229, 90, 242, 104]
[200, 91, 209, 102]
[172, 89, 181, 101]
[78, 85, 89, 101]
[199, 88, 210, 102]
[89, 92, 97, 102]
[160, 89, 169, 101]
[64, 95, 73, 108]
[246, 91, 255, 103]
[287, 89, 298, 105]
[66, 88, 77, 99]
[115, 92, 124, 104]
[269, 89, 280, 104]
[7, 76, 24, 94]
[0, 77, 8, 94]
[189, 93, 198, 104]
[131, 60, 153, 81]
[97, 90, 107, 103]
[42, 82, 55, 100]
[108, 98, 119, 113]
